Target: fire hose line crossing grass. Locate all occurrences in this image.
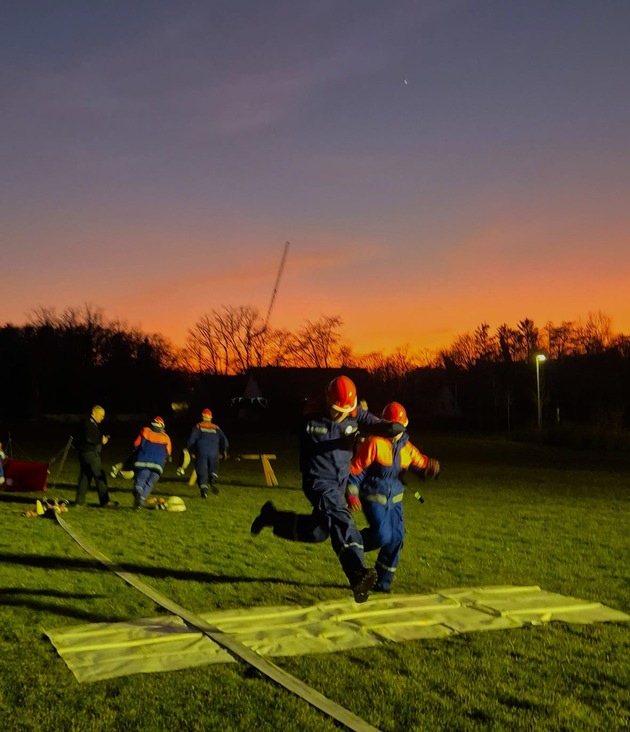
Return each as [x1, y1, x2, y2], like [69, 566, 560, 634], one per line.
[0, 433, 629, 731]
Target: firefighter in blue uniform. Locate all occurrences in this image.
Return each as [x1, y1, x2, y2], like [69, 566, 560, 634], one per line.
[250, 376, 404, 603]
[347, 402, 440, 592]
[132, 416, 172, 508]
[179, 408, 229, 498]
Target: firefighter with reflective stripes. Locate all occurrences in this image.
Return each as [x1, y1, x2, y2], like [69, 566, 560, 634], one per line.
[180, 408, 229, 498]
[347, 402, 440, 593]
[132, 416, 172, 509]
[250, 376, 404, 603]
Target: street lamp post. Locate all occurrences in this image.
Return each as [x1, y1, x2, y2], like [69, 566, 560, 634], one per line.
[535, 354, 546, 430]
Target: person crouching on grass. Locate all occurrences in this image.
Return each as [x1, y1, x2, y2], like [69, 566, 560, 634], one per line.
[250, 376, 404, 604]
[347, 401, 440, 593]
[132, 417, 172, 509]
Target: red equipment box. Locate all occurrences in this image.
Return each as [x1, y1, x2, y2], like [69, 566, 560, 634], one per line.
[1, 459, 49, 492]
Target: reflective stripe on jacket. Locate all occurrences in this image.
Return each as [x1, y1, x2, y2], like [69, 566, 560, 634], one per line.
[186, 422, 228, 456]
[133, 425, 172, 474]
[348, 432, 428, 503]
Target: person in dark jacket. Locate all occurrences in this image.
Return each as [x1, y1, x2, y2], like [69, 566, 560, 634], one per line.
[132, 416, 172, 508]
[347, 401, 440, 593]
[250, 376, 403, 603]
[74, 405, 113, 507]
[178, 408, 229, 498]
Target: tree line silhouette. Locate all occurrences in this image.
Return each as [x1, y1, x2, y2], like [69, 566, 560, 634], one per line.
[1, 305, 629, 439]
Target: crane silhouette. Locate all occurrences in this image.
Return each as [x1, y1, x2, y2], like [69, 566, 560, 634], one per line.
[263, 241, 290, 332]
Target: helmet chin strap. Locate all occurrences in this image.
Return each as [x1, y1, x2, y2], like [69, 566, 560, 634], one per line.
[330, 397, 357, 422]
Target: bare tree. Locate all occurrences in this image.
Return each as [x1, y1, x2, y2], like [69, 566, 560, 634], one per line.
[264, 327, 299, 367]
[382, 346, 419, 380]
[354, 347, 419, 381]
[496, 323, 519, 363]
[186, 306, 267, 374]
[544, 320, 577, 359]
[416, 348, 441, 368]
[214, 305, 266, 373]
[293, 315, 344, 368]
[473, 322, 498, 362]
[186, 314, 224, 374]
[440, 332, 477, 369]
[575, 311, 613, 354]
[516, 318, 540, 361]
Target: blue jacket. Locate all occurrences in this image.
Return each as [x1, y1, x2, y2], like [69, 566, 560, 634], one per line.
[299, 405, 402, 489]
[133, 425, 172, 474]
[186, 421, 229, 457]
[349, 432, 430, 505]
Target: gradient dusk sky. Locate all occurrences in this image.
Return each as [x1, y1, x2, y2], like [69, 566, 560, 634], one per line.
[2, 1, 630, 354]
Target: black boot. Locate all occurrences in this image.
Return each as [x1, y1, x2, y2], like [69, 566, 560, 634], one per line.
[250, 501, 277, 535]
[350, 568, 377, 603]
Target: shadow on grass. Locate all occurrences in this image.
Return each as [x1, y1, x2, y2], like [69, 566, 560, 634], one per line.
[0, 552, 348, 590]
[202, 479, 302, 491]
[0, 481, 304, 498]
[10, 480, 301, 493]
[0, 493, 42, 505]
[0, 587, 122, 623]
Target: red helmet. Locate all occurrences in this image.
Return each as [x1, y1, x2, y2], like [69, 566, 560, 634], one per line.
[326, 376, 358, 415]
[201, 408, 213, 421]
[382, 402, 408, 427]
[151, 416, 165, 429]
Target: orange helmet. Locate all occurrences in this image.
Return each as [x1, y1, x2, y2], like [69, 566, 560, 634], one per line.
[382, 401, 408, 427]
[326, 376, 358, 416]
[201, 408, 212, 421]
[151, 416, 165, 429]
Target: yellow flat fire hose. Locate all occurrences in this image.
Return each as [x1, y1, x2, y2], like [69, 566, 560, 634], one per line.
[54, 513, 381, 732]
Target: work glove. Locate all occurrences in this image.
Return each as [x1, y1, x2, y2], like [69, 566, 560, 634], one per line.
[176, 467, 185, 477]
[423, 458, 440, 480]
[222, 451, 229, 461]
[347, 495, 362, 512]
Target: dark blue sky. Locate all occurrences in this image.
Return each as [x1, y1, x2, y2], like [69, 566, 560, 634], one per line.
[2, 1, 629, 351]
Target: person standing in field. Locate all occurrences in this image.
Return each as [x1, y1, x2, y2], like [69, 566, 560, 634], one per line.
[347, 401, 440, 593]
[178, 408, 229, 498]
[74, 405, 115, 507]
[250, 376, 404, 603]
[132, 416, 172, 509]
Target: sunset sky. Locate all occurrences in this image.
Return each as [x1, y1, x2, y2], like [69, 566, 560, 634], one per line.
[2, 1, 629, 355]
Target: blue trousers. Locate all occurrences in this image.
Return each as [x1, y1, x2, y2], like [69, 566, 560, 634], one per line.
[270, 479, 366, 583]
[361, 500, 405, 590]
[195, 452, 219, 489]
[134, 468, 161, 501]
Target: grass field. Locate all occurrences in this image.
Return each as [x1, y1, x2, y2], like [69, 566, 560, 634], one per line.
[0, 428, 628, 731]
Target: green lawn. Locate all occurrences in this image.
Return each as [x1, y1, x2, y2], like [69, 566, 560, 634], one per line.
[0, 431, 628, 731]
